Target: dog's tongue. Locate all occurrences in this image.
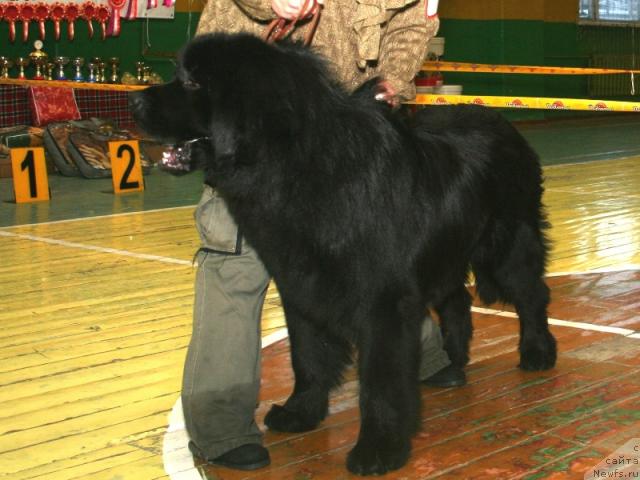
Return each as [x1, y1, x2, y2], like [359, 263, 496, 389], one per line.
[158, 143, 194, 174]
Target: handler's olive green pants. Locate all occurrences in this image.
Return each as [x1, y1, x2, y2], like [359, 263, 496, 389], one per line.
[182, 187, 451, 460]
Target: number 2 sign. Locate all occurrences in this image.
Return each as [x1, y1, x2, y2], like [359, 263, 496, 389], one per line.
[109, 141, 145, 194]
[10, 147, 50, 203]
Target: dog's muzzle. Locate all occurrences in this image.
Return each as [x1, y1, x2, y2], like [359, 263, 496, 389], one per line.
[158, 137, 210, 175]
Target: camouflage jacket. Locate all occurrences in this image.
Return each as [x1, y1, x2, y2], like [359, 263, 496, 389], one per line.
[196, 0, 439, 100]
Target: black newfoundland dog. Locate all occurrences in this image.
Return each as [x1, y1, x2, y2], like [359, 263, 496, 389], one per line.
[130, 33, 556, 475]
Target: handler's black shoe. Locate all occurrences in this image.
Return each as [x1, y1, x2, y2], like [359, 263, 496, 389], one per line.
[189, 441, 271, 470]
[423, 364, 466, 388]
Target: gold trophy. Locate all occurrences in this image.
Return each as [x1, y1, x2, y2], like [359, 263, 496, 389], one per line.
[98, 60, 106, 83]
[0, 57, 13, 78]
[91, 57, 102, 82]
[15, 57, 30, 79]
[46, 62, 55, 80]
[29, 40, 48, 80]
[135, 61, 145, 83]
[143, 65, 152, 84]
[108, 57, 120, 83]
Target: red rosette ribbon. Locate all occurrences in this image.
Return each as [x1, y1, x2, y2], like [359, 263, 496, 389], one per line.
[19, 3, 35, 42]
[125, 0, 138, 20]
[106, 0, 126, 36]
[65, 3, 80, 40]
[50, 2, 65, 40]
[95, 5, 110, 40]
[3, 3, 20, 43]
[34, 3, 49, 40]
[162, 0, 174, 6]
[80, 2, 96, 39]
[147, 0, 157, 9]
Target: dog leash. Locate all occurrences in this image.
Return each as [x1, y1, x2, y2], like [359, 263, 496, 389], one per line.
[263, 0, 322, 46]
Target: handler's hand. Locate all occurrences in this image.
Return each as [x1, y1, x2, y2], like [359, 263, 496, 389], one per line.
[271, 0, 323, 19]
[375, 80, 400, 108]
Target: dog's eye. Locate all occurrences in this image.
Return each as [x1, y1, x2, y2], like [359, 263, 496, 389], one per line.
[183, 80, 201, 91]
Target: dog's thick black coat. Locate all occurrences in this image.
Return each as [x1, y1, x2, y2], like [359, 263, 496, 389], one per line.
[131, 33, 557, 475]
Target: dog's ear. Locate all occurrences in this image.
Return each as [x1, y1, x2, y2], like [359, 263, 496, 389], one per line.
[208, 115, 240, 169]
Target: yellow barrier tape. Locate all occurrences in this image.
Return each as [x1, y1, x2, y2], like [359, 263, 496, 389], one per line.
[411, 94, 640, 112]
[422, 61, 640, 76]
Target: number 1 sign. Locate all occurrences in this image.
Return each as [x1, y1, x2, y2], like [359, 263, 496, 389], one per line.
[10, 147, 50, 203]
[109, 140, 144, 194]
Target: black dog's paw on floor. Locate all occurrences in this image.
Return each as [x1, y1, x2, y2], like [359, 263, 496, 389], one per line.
[346, 437, 410, 476]
[519, 332, 557, 371]
[264, 404, 322, 433]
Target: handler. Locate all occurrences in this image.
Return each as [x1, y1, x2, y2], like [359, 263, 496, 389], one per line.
[183, 0, 464, 471]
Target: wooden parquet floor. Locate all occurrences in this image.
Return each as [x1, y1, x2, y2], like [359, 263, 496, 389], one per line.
[0, 155, 639, 479]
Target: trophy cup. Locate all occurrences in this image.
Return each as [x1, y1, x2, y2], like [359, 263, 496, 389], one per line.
[0, 57, 13, 78]
[135, 61, 145, 84]
[54, 56, 69, 80]
[90, 57, 101, 82]
[108, 57, 120, 83]
[72, 57, 85, 82]
[29, 40, 48, 80]
[87, 61, 97, 82]
[46, 62, 55, 80]
[93, 58, 107, 83]
[16, 57, 30, 79]
[143, 65, 152, 84]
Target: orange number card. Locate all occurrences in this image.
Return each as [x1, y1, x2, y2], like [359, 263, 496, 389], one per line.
[10, 147, 50, 203]
[109, 140, 144, 194]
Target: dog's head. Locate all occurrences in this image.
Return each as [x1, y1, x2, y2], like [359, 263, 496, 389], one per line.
[130, 33, 341, 175]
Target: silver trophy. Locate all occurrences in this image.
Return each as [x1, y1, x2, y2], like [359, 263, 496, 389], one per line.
[72, 57, 85, 82]
[54, 56, 69, 80]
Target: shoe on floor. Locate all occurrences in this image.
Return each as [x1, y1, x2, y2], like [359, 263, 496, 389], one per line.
[422, 364, 467, 388]
[189, 441, 271, 470]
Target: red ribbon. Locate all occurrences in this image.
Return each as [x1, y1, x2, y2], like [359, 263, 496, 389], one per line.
[126, 0, 138, 20]
[65, 3, 79, 40]
[34, 3, 49, 40]
[50, 3, 65, 40]
[18, 3, 35, 42]
[80, 2, 96, 39]
[106, 0, 126, 36]
[95, 5, 110, 40]
[4, 4, 19, 43]
[162, 0, 173, 6]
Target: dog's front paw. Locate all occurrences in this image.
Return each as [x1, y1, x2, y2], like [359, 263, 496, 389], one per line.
[346, 437, 410, 476]
[264, 404, 321, 433]
[519, 331, 557, 371]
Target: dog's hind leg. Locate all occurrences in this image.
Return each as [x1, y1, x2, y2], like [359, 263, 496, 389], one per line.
[346, 293, 422, 475]
[264, 302, 351, 433]
[433, 285, 473, 368]
[473, 222, 556, 371]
